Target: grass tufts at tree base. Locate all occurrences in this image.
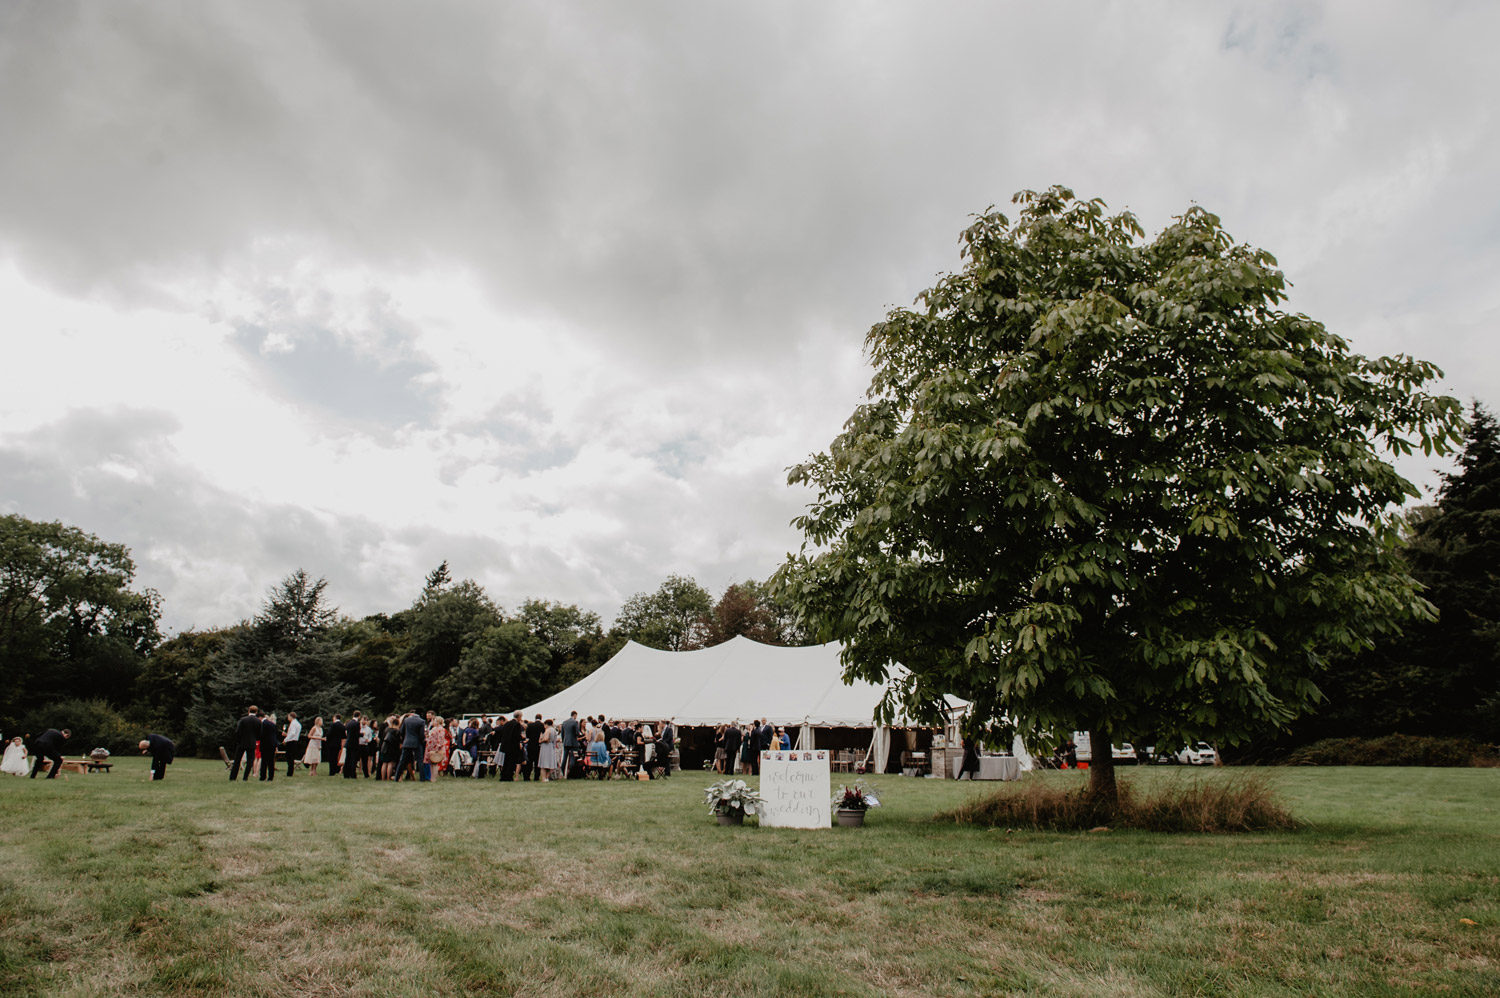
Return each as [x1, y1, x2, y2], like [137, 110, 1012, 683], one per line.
[939, 773, 1301, 832]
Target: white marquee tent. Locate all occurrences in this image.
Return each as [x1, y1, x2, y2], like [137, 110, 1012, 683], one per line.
[519, 635, 944, 727]
[515, 636, 966, 769]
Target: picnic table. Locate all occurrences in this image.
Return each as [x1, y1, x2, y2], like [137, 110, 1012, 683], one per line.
[59, 758, 113, 774]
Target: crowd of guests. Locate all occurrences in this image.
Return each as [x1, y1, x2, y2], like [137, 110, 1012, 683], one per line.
[706, 719, 793, 776]
[6, 710, 813, 785]
[222, 707, 681, 783]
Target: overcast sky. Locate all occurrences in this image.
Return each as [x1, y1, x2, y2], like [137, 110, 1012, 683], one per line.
[2, 1, 1496, 634]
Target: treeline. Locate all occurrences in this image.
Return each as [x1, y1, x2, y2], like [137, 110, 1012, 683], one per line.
[0, 524, 801, 756]
[3, 404, 1495, 761]
[1236, 402, 1500, 760]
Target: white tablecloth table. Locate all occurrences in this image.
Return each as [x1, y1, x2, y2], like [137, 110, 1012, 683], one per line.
[952, 755, 1021, 780]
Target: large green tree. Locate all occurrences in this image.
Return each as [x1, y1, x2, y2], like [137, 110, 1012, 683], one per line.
[186, 570, 357, 747]
[518, 598, 613, 690]
[0, 514, 161, 730]
[329, 613, 409, 710]
[777, 187, 1465, 805]
[1413, 402, 1500, 739]
[134, 627, 232, 752]
[430, 620, 551, 716]
[1303, 402, 1500, 744]
[390, 567, 502, 706]
[691, 579, 808, 648]
[613, 574, 712, 651]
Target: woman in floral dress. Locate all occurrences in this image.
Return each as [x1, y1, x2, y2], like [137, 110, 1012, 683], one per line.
[425, 716, 449, 780]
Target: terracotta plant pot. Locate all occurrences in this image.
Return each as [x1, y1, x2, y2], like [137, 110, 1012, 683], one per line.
[835, 808, 866, 827]
[716, 810, 745, 826]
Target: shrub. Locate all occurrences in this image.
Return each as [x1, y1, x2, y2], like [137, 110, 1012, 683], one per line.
[14, 699, 142, 757]
[1280, 734, 1499, 767]
[940, 774, 1299, 832]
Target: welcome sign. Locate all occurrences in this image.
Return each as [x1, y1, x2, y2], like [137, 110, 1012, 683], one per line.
[759, 750, 832, 828]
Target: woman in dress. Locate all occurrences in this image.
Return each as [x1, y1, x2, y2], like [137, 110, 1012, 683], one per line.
[587, 727, 609, 778]
[1, 736, 29, 776]
[379, 716, 400, 781]
[424, 716, 448, 780]
[301, 717, 324, 774]
[360, 717, 376, 777]
[637, 723, 655, 777]
[537, 719, 556, 782]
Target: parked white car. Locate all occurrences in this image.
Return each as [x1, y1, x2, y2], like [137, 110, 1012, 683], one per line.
[1111, 743, 1138, 765]
[1177, 742, 1217, 765]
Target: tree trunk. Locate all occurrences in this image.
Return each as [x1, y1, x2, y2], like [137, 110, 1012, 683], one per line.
[1086, 728, 1118, 812]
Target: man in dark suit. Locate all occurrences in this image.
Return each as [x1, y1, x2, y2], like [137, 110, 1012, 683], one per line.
[258, 712, 280, 781]
[139, 732, 175, 781]
[324, 715, 345, 777]
[747, 719, 764, 775]
[723, 722, 742, 775]
[499, 711, 523, 781]
[229, 707, 261, 781]
[559, 711, 580, 779]
[29, 728, 70, 779]
[397, 711, 426, 781]
[657, 719, 675, 777]
[342, 711, 362, 779]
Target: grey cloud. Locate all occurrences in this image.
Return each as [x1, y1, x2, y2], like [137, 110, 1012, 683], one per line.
[0, 408, 412, 629]
[231, 321, 439, 430]
[1, 2, 1233, 359]
[0, 403, 814, 632]
[3, 1, 1497, 635]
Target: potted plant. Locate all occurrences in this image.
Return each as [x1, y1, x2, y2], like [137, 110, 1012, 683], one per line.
[704, 778, 764, 825]
[832, 780, 880, 827]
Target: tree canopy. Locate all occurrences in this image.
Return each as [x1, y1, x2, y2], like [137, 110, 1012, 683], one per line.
[0, 514, 161, 733]
[613, 574, 713, 651]
[1301, 401, 1500, 744]
[776, 187, 1466, 801]
[185, 569, 356, 744]
[692, 579, 806, 648]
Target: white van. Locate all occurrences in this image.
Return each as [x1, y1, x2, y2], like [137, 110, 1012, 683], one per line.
[1068, 734, 1139, 765]
[1177, 742, 1217, 765]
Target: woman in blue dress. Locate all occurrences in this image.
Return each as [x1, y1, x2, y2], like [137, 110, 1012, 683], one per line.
[587, 729, 610, 777]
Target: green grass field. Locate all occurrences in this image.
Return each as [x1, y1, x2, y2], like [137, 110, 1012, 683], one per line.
[1, 762, 1495, 997]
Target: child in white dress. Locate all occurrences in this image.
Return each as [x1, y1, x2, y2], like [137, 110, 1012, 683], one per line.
[1, 736, 29, 776]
